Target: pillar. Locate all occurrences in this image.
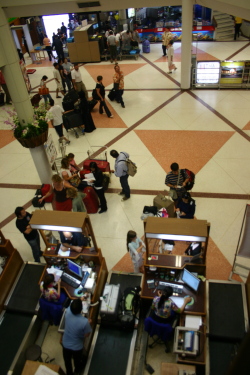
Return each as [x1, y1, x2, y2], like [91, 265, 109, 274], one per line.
[181, 0, 194, 89]
[0, 7, 52, 183]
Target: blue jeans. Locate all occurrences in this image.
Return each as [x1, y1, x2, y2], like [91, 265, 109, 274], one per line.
[120, 174, 130, 198]
[116, 90, 124, 106]
[27, 232, 41, 262]
[43, 93, 52, 104]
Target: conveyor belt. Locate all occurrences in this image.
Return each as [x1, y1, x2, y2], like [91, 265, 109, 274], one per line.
[0, 311, 33, 375]
[87, 326, 134, 375]
[6, 263, 45, 314]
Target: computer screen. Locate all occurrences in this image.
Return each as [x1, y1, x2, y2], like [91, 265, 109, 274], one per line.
[181, 268, 200, 292]
[67, 259, 82, 278]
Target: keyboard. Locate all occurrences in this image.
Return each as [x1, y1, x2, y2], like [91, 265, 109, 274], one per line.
[158, 281, 183, 295]
[61, 273, 81, 288]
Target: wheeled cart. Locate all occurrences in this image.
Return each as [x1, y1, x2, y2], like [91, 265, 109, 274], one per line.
[63, 110, 85, 138]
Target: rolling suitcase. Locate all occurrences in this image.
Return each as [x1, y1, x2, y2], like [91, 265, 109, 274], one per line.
[0, 92, 4, 106]
[41, 184, 53, 203]
[142, 40, 150, 53]
[100, 284, 120, 323]
[83, 186, 99, 213]
[108, 88, 116, 101]
[153, 193, 175, 217]
[63, 89, 79, 104]
[83, 159, 110, 173]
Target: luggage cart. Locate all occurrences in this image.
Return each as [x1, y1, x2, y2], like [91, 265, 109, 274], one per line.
[63, 110, 85, 138]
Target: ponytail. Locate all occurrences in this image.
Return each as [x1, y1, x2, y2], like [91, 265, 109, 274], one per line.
[126, 230, 137, 251]
[43, 274, 54, 290]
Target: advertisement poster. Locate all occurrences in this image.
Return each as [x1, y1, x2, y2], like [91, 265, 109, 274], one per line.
[44, 134, 57, 166]
[220, 61, 244, 84]
[243, 61, 250, 83]
[196, 61, 220, 84]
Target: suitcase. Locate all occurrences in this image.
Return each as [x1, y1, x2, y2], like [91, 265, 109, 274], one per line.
[30, 94, 41, 107]
[63, 89, 79, 105]
[100, 284, 120, 323]
[142, 40, 150, 53]
[62, 101, 75, 111]
[0, 92, 4, 106]
[108, 88, 116, 101]
[41, 184, 53, 203]
[88, 99, 97, 111]
[153, 193, 175, 217]
[83, 186, 99, 213]
[63, 110, 84, 130]
[83, 159, 110, 173]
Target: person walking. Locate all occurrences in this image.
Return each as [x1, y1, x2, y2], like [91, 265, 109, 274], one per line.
[167, 40, 177, 74]
[110, 150, 130, 201]
[113, 63, 125, 108]
[72, 63, 88, 100]
[52, 35, 64, 60]
[62, 299, 92, 375]
[63, 58, 74, 83]
[53, 62, 65, 98]
[43, 34, 55, 61]
[162, 27, 173, 57]
[15, 207, 42, 263]
[0, 70, 12, 105]
[89, 161, 108, 214]
[107, 30, 117, 63]
[40, 76, 52, 106]
[96, 75, 113, 118]
[47, 99, 69, 143]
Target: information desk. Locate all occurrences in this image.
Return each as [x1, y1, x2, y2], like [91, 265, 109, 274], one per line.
[142, 266, 206, 315]
[42, 244, 99, 261]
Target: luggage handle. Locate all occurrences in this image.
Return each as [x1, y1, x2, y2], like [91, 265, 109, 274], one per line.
[87, 146, 108, 161]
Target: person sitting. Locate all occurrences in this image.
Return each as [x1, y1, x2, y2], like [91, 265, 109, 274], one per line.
[40, 274, 62, 302]
[66, 188, 87, 212]
[175, 192, 195, 219]
[59, 231, 89, 253]
[185, 242, 202, 256]
[60, 157, 85, 190]
[151, 287, 191, 324]
[67, 153, 81, 174]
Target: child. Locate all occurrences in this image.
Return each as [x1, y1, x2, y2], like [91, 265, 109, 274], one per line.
[66, 188, 87, 212]
[167, 40, 177, 74]
[67, 153, 81, 174]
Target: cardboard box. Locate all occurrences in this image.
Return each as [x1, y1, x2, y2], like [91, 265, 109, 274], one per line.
[74, 30, 88, 43]
[76, 42, 91, 62]
[89, 41, 100, 62]
[67, 43, 78, 62]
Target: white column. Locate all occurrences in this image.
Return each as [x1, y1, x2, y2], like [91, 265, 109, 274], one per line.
[0, 7, 52, 184]
[181, 0, 194, 89]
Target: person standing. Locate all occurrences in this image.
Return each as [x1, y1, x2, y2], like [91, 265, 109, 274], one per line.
[52, 35, 64, 60]
[53, 62, 65, 98]
[72, 63, 88, 100]
[58, 58, 71, 92]
[234, 16, 242, 40]
[0, 70, 12, 105]
[15, 207, 42, 263]
[127, 230, 144, 273]
[113, 63, 125, 108]
[107, 30, 117, 63]
[165, 162, 189, 203]
[110, 150, 130, 201]
[61, 22, 67, 40]
[40, 75, 52, 106]
[47, 99, 69, 143]
[43, 34, 54, 61]
[62, 299, 92, 375]
[167, 40, 177, 74]
[96, 75, 113, 118]
[89, 161, 108, 214]
[162, 27, 173, 57]
[63, 58, 74, 83]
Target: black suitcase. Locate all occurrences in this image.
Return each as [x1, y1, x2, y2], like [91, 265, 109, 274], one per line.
[62, 101, 75, 111]
[63, 89, 79, 104]
[63, 110, 84, 131]
[0, 92, 4, 106]
[108, 88, 116, 101]
[88, 99, 97, 111]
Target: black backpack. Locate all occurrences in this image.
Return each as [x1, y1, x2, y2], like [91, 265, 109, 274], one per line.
[143, 206, 158, 216]
[118, 286, 141, 330]
[32, 188, 45, 208]
[181, 168, 195, 191]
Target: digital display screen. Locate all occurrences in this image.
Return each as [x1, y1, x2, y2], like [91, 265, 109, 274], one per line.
[196, 61, 220, 84]
[67, 259, 82, 278]
[182, 268, 200, 292]
[128, 8, 135, 18]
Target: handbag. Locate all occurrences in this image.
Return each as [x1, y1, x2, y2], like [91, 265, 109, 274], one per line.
[70, 174, 81, 187]
[38, 87, 49, 95]
[114, 82, 119, 91]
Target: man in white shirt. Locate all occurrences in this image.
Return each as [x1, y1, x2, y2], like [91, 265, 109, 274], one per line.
[53, 62, 65, 98]
[107, 31, 117, 63]
[47, 99, 70, 144]
[71, 63, 88, 99]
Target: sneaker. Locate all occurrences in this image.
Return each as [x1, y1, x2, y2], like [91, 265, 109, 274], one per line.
[121, 104, 125, 108]
[56, 96, 61, 98]
[118, 192, 125, 195]
[121, 196, 130, 201]
[108, 115, 114, 118]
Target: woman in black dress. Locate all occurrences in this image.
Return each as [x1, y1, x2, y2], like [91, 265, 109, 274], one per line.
[78, 91, 96, 133]
[89, 162, 107, 214]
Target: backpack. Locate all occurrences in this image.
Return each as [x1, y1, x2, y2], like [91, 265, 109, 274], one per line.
[181, 168, 195, 191]
[102, 173, 110, 191]
[92, 88, 99, 101]
[143, 206, 158, 216]
[120, 152, 137, 177]
[118, 286, 141, 330]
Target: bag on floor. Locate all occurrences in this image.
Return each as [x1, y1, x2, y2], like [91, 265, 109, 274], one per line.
[153, 193, 175, 217]
[143, 206, 158, 216]
[108, 88, 116, 101]
[118, 286, 141, 330]
[32, 195, 45, 208]
[181, 168, 195, 191]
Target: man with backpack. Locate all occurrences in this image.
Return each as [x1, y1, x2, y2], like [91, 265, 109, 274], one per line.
[165, 162, 190, 202]
[110, 150, 130, 201]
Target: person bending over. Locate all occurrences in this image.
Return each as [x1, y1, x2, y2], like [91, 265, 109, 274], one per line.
[175, 192, 195, 219]
[59, 231, 89, 253]
[40, 274, 62, 302]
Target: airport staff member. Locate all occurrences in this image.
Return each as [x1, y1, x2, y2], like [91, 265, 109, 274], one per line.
[62, 299, 92, 375]
[59, 231, 88, 253]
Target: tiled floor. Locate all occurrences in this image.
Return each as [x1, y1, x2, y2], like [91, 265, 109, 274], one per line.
[1, 39, 250, 373]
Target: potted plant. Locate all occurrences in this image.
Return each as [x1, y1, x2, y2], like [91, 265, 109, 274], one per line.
[4, 103, 50, 148]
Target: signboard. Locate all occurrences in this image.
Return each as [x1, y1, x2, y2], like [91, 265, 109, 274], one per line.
[44, 134, 57, 166]
[196, 61, 220, 84]
[220, 61, 244, 84]
[243, 61, 250, 83]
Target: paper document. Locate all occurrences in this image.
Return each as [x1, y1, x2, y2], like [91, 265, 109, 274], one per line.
[58, 248, 70, 256]
[185, 315, 202, 329]
[47, 267, 63, 282]
[170, 296, 185, 308]
[34, 364, 58, 375]
[83, 173, 95, 182]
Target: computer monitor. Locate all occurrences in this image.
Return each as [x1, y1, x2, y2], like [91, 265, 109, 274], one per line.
[67, 259, 82, 278]
[181, 268, 200, 292]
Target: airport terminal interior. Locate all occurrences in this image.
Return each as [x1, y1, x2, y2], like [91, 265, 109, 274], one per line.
[1, 4, 250, 374]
